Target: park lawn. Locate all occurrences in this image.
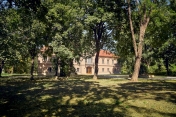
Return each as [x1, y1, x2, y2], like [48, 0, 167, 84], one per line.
[0, 76, 176, 117]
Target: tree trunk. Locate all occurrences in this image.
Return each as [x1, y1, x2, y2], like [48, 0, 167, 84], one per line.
[131, 57, 141, 81]
[0, 60, 4, 77]
[0, 66, 2, 77]
[165, 58, 169, 76]
[92, 21, 104, 80]
[30, 56, 35, 80]
[55, 58, 59, 76]
[127, 1, 138, 57]
[69, 58, 75, 76]
[53, 57, 60, 80]
[55, 63, 59, 80]
[93, 50, 100, 80]
[128, 1, 150, 81]
[131, 26, 144, 81]
[60, 59, 67, 77]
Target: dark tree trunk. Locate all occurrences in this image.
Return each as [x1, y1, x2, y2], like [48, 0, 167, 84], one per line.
[92, 21, 104, 80]
[0, 66, 2, 77]
[54, 57, 59, 77]
[0, 60, 4, 77]
[60, 59, 66, 77]
[29, 47, 37, 80]
[55, 66, 58, 76]
[55, 62, 59, 80]
[165, 58, 169, 76]
[30, 56, 35, 80]
[93, 49, 100, 80]
[69, 58, 75, 76]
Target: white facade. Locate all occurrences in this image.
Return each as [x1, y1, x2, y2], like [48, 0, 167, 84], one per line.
[37, 50, 120, 76]
[73, 56, 120, 75]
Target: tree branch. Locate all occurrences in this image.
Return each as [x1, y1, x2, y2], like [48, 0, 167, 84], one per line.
[128, 0, 138, 57]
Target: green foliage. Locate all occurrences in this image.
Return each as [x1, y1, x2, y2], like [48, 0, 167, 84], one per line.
[0, 8, 22, 64]
[115, 0, 176, 77]
[13, 60, 30, 74]
[46, 0, 84, 58]
[45, 1, 85, 76]
[0, 0, 49, 78]
[120, 57, 134, 74]
[60, 59, 73, 77]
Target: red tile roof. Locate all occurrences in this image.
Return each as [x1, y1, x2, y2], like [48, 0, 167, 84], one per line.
[99, 50, 116, 58]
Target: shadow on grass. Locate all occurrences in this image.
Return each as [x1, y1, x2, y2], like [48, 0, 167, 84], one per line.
[0, 76, 176, 117]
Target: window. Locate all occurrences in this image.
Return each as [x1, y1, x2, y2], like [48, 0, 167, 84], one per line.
[102, 59, 104, 64]
[77, 68, 79, 72]
[86, 58, 92, 64]
[107, 68, 109, 71]
[102, 68, 104, 72]
[112, 59, 114, 64]
[107, 59, 109, 64]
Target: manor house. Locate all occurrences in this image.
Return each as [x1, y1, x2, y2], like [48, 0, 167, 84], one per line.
[37, 49, 120, 76]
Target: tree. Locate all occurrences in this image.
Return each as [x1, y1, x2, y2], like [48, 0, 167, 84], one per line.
[0, 1, 25, 75]
[127, 0, 150, 81]
[0, 0, 49, 78]
[170, 0, 176, 38]
[158, 44, 176, 75]
[142, 0, 176, 76]
[45, 0, 84, 78]
[126, 0, 170, 81]
[82, 0, 116, 80]
[14, 0, 48, 80]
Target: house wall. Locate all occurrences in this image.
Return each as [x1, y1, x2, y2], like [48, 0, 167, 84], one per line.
[37, 54, 55, 76]
[37, 53, 121, 76]
[73, 56, 120, 75]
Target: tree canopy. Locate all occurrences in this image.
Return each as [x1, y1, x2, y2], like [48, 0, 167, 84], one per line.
[0, 0, 175, 79]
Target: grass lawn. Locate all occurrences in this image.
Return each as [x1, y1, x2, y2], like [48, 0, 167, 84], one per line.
[0, 75, 176, 117]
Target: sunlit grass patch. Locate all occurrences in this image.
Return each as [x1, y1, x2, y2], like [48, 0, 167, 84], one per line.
[42, 83, 58, 90]
[39, 95, 53, 101]
[125, 99, 176, 117]
[41, 109, 48, 113]
[0, 75, 176, 117]
[95, 98, 117, 105]
[85, 78, 128, 87]
[28, 86, 41, 91]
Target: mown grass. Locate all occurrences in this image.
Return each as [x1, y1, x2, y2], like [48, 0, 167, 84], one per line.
[0, 75, 176, 117]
